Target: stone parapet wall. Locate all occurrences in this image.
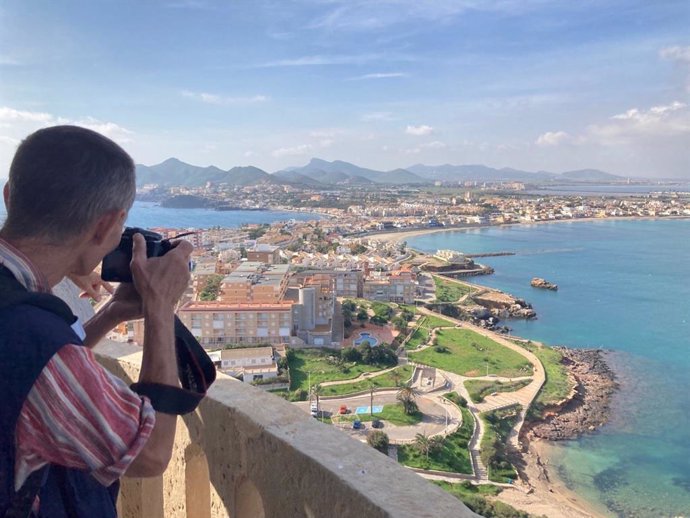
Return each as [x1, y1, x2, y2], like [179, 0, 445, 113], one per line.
[94, 340, 478, 518]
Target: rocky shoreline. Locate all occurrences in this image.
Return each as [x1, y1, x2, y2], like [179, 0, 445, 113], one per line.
[525, 347, 618, 441]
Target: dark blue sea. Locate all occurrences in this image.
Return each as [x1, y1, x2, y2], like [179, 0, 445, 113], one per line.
[409, 220, 690, 517]
[0, 200, 323, 229]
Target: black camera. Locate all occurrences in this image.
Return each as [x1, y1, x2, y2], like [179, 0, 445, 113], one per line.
[101, 227, 173, 282]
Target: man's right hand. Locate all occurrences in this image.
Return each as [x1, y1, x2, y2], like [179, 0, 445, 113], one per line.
[130, 233, 193, 313]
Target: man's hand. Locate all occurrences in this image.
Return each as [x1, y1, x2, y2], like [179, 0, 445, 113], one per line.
[108, 283, 144, 322]
[68, 271, 114, 302]
[130, 233, 193, 313]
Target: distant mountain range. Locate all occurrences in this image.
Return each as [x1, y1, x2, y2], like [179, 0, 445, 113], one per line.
[135, 157, 624, 188]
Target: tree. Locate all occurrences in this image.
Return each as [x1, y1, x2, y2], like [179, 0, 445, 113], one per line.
[392, 316, 408, 334]
[367, 431, 389, 454]
[311, 384, 323, 412]
[342, 347, 362, 363]
[199, 274, 224, 301]
[368, 380, 375, 416]
[415, 432, 431, 460]
[397, 382, 419, 415]
[357, 308, 369, 323]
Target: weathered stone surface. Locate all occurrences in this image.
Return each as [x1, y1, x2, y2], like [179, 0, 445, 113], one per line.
[95, 340, 479, 518]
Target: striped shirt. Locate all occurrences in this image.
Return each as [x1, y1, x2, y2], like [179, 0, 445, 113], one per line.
[0, 237, 156, 490]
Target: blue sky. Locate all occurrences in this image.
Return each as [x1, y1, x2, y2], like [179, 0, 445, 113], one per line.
[1, 0, 688, 178]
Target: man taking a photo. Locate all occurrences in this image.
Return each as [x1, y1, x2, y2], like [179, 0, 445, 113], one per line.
[0, 125, 193, 517]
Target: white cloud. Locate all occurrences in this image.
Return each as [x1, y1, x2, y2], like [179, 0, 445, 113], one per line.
[404, 147, 421, 154]
[0, 107, 134, 145]
[319, 139, 334, 148]
[422, 140, 447, 149]
[405, 124, 434, 136]
[660, 45, 690, 64]
[244, 150, 257, 158]
[591, 101, 690, 141]
[271, 144, 312, 157]
[0, 107, 53, 123]
[349, 72, 408, 80]
[182, 90, 269, 104]
[361, 111, 395, 122]
[0, 56, 20, 66]
[0, 136, 20, 146]
[536, 131, 571, 146]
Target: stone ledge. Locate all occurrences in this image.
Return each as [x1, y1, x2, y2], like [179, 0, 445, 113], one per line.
[94, 340, 478, 518]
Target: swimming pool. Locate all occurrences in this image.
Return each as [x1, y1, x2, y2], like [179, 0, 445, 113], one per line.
[353, 332, 379, 347]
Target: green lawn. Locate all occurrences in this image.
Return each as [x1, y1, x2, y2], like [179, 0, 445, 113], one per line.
[419, 314, 455, 329]
[409, 329, 532, 377]
[336, 402, 423, 426]
[464, 379, 532, 404]
[320, 365, 414, 397]
[516, 341, 572, 415]
[405, 327, 430, 350]
[480, 407, 520, 483]
[434, 276, 472, 303]
[288, 349, 382, 391]
[434, 481, 532, 518]
[398, 407, 474, 474]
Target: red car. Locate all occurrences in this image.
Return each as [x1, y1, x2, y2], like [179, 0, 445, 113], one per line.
[339, 405, 348, 414]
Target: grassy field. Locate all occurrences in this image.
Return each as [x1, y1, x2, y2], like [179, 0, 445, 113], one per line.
[419, 314, 456, 329]
[288, 349, 382, 391]
[335, 402, 422, 426]
[409, 329, 532, 377]
[404, 314, 455, 350]
[516, 341, 572, 416]
[320, 365, 414, 397]
[434, 481, 532, 518]
[464, 379, 532, 404]
[405, 327, 430, 349]
[397, 407, 474, 474]
[434, 276, 472, 303]
[480, 406, 520, 483]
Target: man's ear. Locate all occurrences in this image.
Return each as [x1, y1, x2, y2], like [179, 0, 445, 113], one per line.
[3, 183, 9, 206]
[90, 209, 126, 246]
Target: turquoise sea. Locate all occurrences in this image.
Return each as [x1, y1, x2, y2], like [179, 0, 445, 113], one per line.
[408, 220, 690, 517]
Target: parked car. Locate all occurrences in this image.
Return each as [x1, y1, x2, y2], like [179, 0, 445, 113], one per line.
[310, 402, 318, 417]
[339, 404, 348, 414]
[372, 419, 384, 429]
[352, 420, 364, 430]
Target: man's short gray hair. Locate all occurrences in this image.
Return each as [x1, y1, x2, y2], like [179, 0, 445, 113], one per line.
[2, 125, 136, 242]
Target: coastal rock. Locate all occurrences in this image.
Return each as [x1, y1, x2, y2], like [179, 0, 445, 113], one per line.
[525, 348, 618, 441]
[531, 277, 558, 291]
[474, 290, 537, 319]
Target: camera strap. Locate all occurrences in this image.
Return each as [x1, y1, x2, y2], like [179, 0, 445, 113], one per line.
[0, 268, 216, 416]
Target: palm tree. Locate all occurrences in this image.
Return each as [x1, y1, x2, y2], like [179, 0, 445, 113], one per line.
[415, 432, 431, 460]
[312, 384, 323, 412]
[368, 380, 375, 416]
[397, 382, 419, 415]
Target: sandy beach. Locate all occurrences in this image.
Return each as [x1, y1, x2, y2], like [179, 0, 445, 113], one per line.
[492, 440, 609, 518]
[368, 215, 690, 244]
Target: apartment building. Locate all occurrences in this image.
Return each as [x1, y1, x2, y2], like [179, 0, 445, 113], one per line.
[207, 346, 278, 383]
[363, 269, 416, 304]
[219, 262, 289, 304]
[246, 244, 281, 264]
[178, 301, 294, 348]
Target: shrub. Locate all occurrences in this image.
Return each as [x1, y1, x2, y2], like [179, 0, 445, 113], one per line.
[367, 431, 390, 454]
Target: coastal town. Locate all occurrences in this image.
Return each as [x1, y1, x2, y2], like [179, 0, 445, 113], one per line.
[95, 181, 687, 517]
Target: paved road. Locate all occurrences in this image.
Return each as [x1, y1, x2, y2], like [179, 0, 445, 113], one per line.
[295, 391, 462, 444]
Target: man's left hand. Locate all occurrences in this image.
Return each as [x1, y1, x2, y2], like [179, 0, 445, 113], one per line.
[108, 283, 144, 322]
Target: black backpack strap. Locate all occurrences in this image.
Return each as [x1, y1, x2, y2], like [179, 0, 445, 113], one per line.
[3, 467, 49, 518]
[0, 266, 216, 416]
